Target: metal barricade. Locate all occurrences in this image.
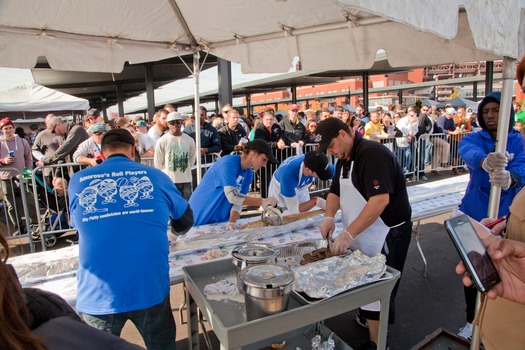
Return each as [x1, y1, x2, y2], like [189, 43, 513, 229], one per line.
[1, 167, 36, 252]
[29, 162, 88, 251]
[415, 132, 471, 179]
[140, 156, 155, 168]
[378, 136, 417, 180]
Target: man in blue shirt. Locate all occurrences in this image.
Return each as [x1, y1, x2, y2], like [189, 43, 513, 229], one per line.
[269, 151, 334, 214]
[69, 129, 193, 350]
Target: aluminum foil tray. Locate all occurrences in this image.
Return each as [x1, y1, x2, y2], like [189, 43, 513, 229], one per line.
[275, 239, 327, 271]
[293, 250, 390, 304]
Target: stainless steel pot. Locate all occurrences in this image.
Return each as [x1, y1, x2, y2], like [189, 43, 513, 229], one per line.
[240, 264, 294, 321]
[231, 243, 279, 293]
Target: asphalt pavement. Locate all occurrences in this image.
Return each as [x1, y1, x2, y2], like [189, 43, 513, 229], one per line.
[6, 172, 472, 349]
[117, 211, 470, 350]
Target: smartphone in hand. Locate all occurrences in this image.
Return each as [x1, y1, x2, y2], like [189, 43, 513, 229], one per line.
[445, 214, 501, 292]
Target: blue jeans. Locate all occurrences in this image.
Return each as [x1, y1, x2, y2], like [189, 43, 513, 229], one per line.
[79, 294, 176, 350]
[394, 146, 412, 174]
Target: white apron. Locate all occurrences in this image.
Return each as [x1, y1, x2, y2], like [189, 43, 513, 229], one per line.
[340, 162, 390, 257]
[340, 161, 390, 312]
[268, 163, 310, 215]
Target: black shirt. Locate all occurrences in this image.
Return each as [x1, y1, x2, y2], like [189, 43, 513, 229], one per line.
[329, 134, 411, 227]
[218, 124, 247, 155]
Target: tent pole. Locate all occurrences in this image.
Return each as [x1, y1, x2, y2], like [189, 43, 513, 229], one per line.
[487, 57, 516, 219]
[476, 56, 517, 350]
[194, 50, 202, 185]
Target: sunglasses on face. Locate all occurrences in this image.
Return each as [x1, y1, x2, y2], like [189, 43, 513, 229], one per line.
[168, 120, 182, 125]
[309, 124, 317, 128]
[422, 108, 429, 112]
[93, 131, 104, 136]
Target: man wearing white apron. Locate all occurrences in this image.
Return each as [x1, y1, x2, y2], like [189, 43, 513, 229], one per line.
[268, 151, 335, 214]
[316, 118, 412, 350]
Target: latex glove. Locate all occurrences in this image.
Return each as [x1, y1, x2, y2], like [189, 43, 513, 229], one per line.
[319, 217, 335, 239]
[261, 196, 278, 209]
[331, 230, 353, 255]
[482, 152, 508, 173]
[226, 222, 240, 231]
[490, 169, 512, 190]
[315, 197, 326, 209]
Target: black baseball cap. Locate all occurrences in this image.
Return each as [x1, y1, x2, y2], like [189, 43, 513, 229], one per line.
[304, 151, 334, 181]
[101, 129, 135, 148]
[316, 117, 347, 152]
[247, 139, 278, 163]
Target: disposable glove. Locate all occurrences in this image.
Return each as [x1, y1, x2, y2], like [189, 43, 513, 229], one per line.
[226, 222, 240, 231]
[490, 169, 512, 190]
[319, 217, 335, 239]
[482, 152, 508, 173]
[331, 230, 353, 255]
[261, 196, 278, 209]
[315, 197, 326, 210]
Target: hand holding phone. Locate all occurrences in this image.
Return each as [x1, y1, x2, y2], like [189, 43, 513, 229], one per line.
[445, 214, 501, 292]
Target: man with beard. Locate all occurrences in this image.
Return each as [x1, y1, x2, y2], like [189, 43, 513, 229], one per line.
[316, 117, 412, 350]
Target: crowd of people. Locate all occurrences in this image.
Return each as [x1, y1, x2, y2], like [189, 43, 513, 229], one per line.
[3, 85, 525, 349]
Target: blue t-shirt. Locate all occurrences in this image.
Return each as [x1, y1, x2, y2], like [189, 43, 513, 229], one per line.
[189, 155, 253, 226]
[274, 155, 313, 197]
[69, 154, 188, 314]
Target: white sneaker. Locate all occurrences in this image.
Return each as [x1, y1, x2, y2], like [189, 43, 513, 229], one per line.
[458, 322, 473, 340]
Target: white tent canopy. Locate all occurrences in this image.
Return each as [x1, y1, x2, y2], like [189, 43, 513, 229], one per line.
[0, 83, 89, 112]
[0, 0, 522, 74]
[0, 0, 523, 218]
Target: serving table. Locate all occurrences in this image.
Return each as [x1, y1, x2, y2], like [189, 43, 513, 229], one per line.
[183, 259, 400, 350]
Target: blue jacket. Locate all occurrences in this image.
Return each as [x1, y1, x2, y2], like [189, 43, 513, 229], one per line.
[459, 92, 525, 221]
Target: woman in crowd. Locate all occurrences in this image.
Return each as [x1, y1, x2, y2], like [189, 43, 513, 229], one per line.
[304, 119, 318, 144]
[248, 117, 262, 141]
[349, 115, 364, 136]
[188, 139, 278, 229]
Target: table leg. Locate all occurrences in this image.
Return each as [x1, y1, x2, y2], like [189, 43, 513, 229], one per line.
[186, 287, 200, 350]
[377, 297, 391, 350]
[415, 220, 428, 277]
[179, 282, 187, 324]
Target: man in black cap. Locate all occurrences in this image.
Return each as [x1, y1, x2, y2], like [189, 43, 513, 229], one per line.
[268, 150, 335, 214]
[315, 117, 412, 350]
[68, 128, 193, 350]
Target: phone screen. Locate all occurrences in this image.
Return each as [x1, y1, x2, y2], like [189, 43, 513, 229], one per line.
[445, 215, 501, 292]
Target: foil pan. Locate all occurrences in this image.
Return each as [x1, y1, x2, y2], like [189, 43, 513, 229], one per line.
[275, 240, 327, 270]
[293, 250, 387, 300]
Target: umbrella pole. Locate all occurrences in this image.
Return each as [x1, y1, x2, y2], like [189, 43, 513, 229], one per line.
[193, 50, 202, 185]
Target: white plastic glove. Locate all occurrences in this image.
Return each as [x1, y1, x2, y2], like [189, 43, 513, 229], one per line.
[482, 152, 508, 173]
[319, 217, 335, 239]
[226, 222, 240, 231]
[332, 230, 353, 255]
[315, 197, 326, 209]
[490, 169, 512, 190]
[261, 196, 278, 209]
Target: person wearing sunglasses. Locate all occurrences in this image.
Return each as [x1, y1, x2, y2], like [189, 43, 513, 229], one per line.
[73, 123, 109, 167]
[154, 112, 196, 200]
